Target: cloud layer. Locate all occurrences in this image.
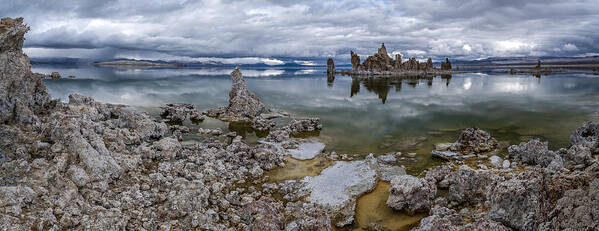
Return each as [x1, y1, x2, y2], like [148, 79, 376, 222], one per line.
[4, 0, 599, 62]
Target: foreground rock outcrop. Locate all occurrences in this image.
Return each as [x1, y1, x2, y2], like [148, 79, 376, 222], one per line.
[400, 122, 599, 231]
[0, 17, 51, 125]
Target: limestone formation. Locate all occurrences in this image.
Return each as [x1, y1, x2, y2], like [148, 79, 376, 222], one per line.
[386, 175, 436, 214]
[0, 17, 51, 125]
[327, 58, 335, 74]
[222, 67, 265, 121]
[340, 43, 451, 75]
[432, 128, 498, 160]
[160, 103, 204, 123]
[350, 51, 361, 71]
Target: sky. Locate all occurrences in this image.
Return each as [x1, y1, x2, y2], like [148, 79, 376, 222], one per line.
[3, 0, 599, 65]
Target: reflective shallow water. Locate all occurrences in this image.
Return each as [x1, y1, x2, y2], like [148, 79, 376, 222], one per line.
[37, 64, 599, 173]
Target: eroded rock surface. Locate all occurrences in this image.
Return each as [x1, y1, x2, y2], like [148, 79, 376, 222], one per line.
[386, 175, 436, 214]
[300, 159, 378, 227]
[0, 17, 51, 125]
[432, 128, 498, 160]
[222, 67, 265, 121]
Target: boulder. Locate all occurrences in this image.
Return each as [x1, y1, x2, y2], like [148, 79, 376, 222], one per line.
[242, 196, 285, 231]
[288, 118, 322, 135]
[570, 121, 599, 153]
[432, 128, 498, 160]
[508, 139, 564, 170]
[386, 174, 436, 214]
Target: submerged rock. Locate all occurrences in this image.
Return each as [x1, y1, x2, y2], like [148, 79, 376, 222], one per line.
[288, 140, 326, 160]
[386, 175, 436, 214]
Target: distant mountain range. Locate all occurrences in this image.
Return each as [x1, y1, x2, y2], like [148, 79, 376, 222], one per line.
[30, 56, 599, 67]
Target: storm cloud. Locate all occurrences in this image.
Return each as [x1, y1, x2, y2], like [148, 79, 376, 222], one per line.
[2, 0, 599, 63]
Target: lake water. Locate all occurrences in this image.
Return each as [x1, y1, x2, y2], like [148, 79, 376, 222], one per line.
[36, 64, 599, 174]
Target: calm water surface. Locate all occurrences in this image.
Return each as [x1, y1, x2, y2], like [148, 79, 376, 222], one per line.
[36, 64, 599, 173]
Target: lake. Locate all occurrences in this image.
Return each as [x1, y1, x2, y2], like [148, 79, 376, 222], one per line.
[35, 64, 599, 174]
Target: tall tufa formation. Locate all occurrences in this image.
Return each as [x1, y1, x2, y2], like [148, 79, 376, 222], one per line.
[347, 43, 443, 73]
[350, 51, 361, 71]
[441, 58, 452, 70]
[0, 17, 51, 125]
[224, 67, 265, 121]
[327, 58, 335, 73]
[361, 43, 394, 72]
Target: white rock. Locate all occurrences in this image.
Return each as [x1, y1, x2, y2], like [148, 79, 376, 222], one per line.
[288, 141, 326, 160]
[489, 155, 502, 167]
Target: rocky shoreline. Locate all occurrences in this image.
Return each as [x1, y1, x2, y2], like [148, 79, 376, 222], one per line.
[2, 17, 599, 231]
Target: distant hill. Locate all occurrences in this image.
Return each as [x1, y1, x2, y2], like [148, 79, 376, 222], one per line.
[453, 56, 599, 66]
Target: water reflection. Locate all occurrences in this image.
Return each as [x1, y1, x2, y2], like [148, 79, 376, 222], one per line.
[35, 64, 599, 171]
[347, 75, 451, 104]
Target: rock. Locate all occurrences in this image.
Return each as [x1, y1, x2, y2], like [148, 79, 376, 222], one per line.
[502, 160, 510, 169]
[446, 165, 503, 205]
[160, 103, 202, 123]
[377, 154, 397, 163]
[327, 58, 335, 74]
[221, 67, 265, 121]
[252, 117, 275, 132]
[300, 159, 377, 227]
[570, 121, 599, 153]
[386, 175, 436, 214]
[489, 155, 502, 167]
[508, 139, 563, 170]
[488, 169, 589, 230]
[376, 162, 406, 182]
[0, 17, 51, 125]
[288, 141, 326, 160]
[441, 58, 452, 70]
[543, 179, 599, 230]
[49, 71, 61, 80]
[288, 118, 322, 135]
[413, 206, 511, 231]
[361, 43, 393, 72]
[284, 202, 331, 231]
[432, 128, 497, 160]
[350, 51, 361, 71]
[450, 128, 498, 154]
[242, 196, 285, 231]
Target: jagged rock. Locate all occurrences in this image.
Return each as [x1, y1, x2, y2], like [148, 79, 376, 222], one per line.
[446, 165, 503, 205]
[508, 139, 564, 171]
[432, 128, 498, 160]
[361, 43, 393, 72]
[288, 118, 322, 135]
[570, 121, 599, 153]
[49, 71, 61, 80]
[242, 196, 285, 231]
[544, 179, 599, 230]
[413, 206, 510, 231]
[160, 103, 203, 123]
[222, 67, 265, 121]
[386, 174, 436, 214]
[488, 169, 590, 230]
[0, 17, 51, 125]
[350, 51, 361, 71]
[426, 58, 433, 70]
[327, 58, 335, 73]
[441, 58, 452, 70]
[284, 202, 331, 231]
[252, 117, 275, 132]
